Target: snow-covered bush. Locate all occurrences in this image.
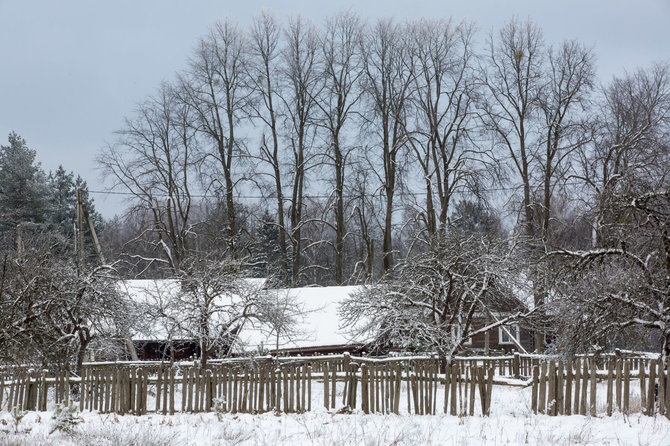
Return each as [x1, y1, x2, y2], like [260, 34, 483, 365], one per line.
[49, 402, 83, 435]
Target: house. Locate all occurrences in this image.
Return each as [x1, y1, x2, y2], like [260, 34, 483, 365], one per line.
[111, 280, 532, 361]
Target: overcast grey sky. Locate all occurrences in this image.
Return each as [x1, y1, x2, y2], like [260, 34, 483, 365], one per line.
[1, 0, 669, 217]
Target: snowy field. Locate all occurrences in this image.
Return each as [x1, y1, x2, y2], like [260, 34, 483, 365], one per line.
[2, 383, 670, 445]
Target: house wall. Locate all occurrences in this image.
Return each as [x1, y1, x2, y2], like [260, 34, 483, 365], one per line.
[467, 318, 534, 353]
[132, 340, 199, 361]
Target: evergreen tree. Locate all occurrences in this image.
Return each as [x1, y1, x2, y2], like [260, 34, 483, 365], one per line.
[0, 132, 49, 249]
[250, 211, 282, 279]
[450, 199, 503, 237]
[48, 166, 76, 238]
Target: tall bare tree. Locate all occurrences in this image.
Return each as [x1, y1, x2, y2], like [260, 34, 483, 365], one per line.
[577, 63, 670, 247]
[479, 19, 595, 351]
[404, 18, 479, 239]
[179, 20, 250, 257]
[538, 40, 595, 244]
[479, 18, 544, 243]
[100, 82, 198, 272]
[315, 12, 364, 284]
[280, 16, 322, 284]
[247, 12, 291, 282]
[360, 19, 413, 274]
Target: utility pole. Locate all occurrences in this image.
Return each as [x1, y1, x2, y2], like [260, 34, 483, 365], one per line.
[81, 200, 106, 265]
[75, 188, 138, 361]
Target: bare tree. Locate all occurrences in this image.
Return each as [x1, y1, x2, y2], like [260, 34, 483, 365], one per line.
[100, 82, 199, 272]
[549, 188, 670, 363]
[404, 18, 480, 239]
[479, 18, 544, 243]
[247, 12, 291, 282]
[341, 232, 532, 364]
[479, 19, 595, 351]
[130, 259, 279, 368]
[577, 63, 670, 247]
[360, 19, 413, 274]
[348, 162, 379, 282]
[0, 232, 130, 373]
[315, 12, 364, 284]
[179, 19, 250, 257]
[538, 40, 595, 244]
[280, 16, 322, 284]
[549, 63, 670, 362]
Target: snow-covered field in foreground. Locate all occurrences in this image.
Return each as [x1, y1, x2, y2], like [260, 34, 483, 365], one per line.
[2, 410, 669, 446]
[2, 385, 669, 445]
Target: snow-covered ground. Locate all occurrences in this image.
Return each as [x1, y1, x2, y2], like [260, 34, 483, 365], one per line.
[2, 383, 669, 445]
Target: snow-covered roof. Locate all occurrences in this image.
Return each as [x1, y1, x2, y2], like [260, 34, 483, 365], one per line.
[120, 278, 268, 342]
[235, 285, 367, 352]
[119, 279, 368, 352]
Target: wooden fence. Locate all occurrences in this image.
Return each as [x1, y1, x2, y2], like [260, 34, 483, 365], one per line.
[530, 357, 670, 418]
[0, 354, 492, 417]
[1, 353, 666, 418]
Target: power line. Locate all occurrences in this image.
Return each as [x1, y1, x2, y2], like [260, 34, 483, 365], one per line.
[88, 180, 589, 201]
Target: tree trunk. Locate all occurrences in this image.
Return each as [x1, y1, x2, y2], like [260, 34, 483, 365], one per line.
[200, 340, 209, 369]
[334, 139, 345, 284]
[76, 332, 90, 376]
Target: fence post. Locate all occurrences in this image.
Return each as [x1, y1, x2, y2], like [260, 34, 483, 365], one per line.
[155, 367, 162, 413]
[205, 369, 213, 412]
[443, 364, 450, 414]
[331, 361, 337, 410]
[468, 365, 476, 416]
[486, 366, 493, 416]
[105, 369, 112, 413]
[580, 360, 588, 415]
[565, 359, 574, 415]
[410, 372, 419, 414]
[615, 359, 622, 412]
[135, 368, 143, 415]
[623, 360, 630, 415]
[394, 365, 402, 415]
[361, 364, 369, 414]
[646, 360, 656, 416]
[162, 367, 169, 415]
[538, 361, 547, 414]
[169, 368, 175, 415]
[323, 362, 329, 410]
[450, 364, 458, 416]
[273, 368, 280, 412]
[180, 368, 187, 413]
[531, 365, 539, 414]
[589, 359, 597, 417]
[656, 358, 664, 417]
[640, 361, 646, 414]
[40, 370, 47, 411]
[477, 367, 487, 416]
[606, 359, 614, 416]
[557, 360, 564, 415]
[513, 352, 520, 379]
[547, 361, 556, 416]
[307, 366, 312, 413]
